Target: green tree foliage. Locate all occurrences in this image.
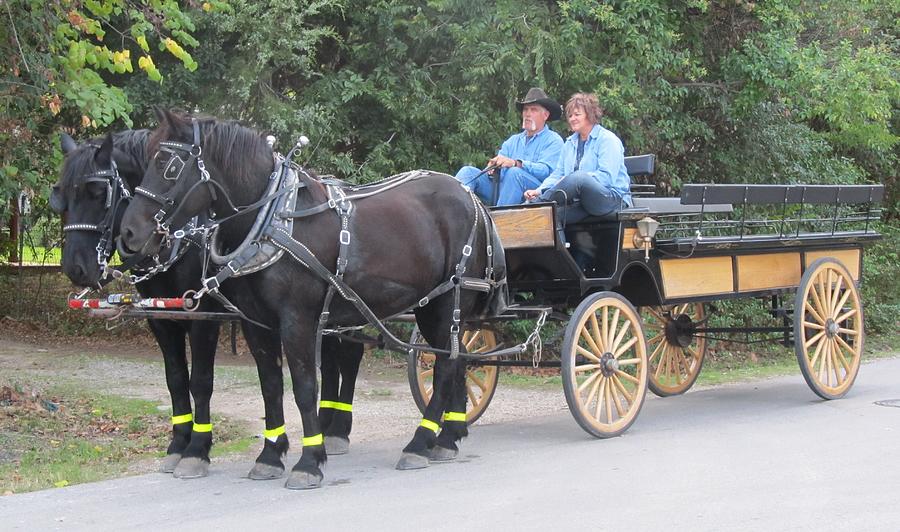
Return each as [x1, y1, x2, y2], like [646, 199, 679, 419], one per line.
[4, 0, 899, 215]
[0, 0, 221, 223]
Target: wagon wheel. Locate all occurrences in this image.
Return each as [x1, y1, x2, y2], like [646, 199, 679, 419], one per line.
[794, 257, 864, 400]
[406, 327, 499, 424]
[643, 303, 706, 397]
[561, 292, 649, 438]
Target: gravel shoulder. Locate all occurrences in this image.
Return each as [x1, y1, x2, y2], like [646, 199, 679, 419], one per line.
[0, 331, 568, 460]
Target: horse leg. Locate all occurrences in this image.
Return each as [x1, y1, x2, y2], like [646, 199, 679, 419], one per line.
[430, 357, 468, 462]
[282, 325, 326, 489]
[242, 321, 290, 480]
[322, 337, 363, 456]
[147, 318, 191, 474]
[396, 302, 458, 470]
[173, 320, 220, 479]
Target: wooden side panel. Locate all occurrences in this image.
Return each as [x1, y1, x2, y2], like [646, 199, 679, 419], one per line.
[737, 253, 801, 292]
[660, 256, 733, 298]
[491, 206, 555, 249]
[805, 249, 861, 280]
[622, 227, 637, 250]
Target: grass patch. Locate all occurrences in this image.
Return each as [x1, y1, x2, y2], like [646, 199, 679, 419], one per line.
[0, 380, 251, 495]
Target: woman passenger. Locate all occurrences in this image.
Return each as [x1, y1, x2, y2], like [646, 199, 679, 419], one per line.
[523, 93, 632, 223]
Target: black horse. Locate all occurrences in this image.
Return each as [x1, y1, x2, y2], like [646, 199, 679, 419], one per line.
[119, 110, 506, 489]
[52, 130, 364, 480]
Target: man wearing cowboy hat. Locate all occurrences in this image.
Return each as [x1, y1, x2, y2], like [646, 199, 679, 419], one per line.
[455, 87, 564, 206]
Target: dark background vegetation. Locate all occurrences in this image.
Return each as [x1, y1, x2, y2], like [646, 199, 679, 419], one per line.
[1, 0, 897, 337]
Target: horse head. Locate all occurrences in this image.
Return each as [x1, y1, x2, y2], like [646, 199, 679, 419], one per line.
[119, 108, 274, 257]
[53, 132, 135, 287]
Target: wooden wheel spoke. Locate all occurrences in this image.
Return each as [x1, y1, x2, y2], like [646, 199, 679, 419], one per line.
[837, 327, 858, 336]
[420, 368, 434, 379]
[808, 334, 827, 369]
[593, 311, 606, 351]
[610, 319, 631, 353]
[466, 384, 477, 405]
[655, 345, 669, 378]
[803, 321, 825, 330]
[578, 370, 603, 394]
[575, 363, 602, 373]
[804, 330, 826, 349]
[834, 308, 857, 325]
[829, 275, 844, 316]
[580, 328, 603, 358]
[593, 378, 607, 421]
[804, 302, 826, 325]
[576, 344, 602, 364]
[425, 385, 433, 397]
[615, 369, 640, 385]
[464, 330, 482, 350]
[604, 378, 614, 423]
[646, 333, 664, 346]
[832, 290, 852, 320]
[618, 357, 642, 366]
[610, 380, 626, 417]
[613, 335, 638, 359]
[612, 374, 636, 404]
[467, 371, 487, 391]
[606, 309, 621, 351]
[830, 341, 844, 385]
[811, 277, 829, 319]
[648, 338, 666, 364]
[833, 338, 854, 373]
[646, 307, 665, 322]
[686, 345, 700, 363]
[420, 353, 436, 364]
[835, 335, 858, 360]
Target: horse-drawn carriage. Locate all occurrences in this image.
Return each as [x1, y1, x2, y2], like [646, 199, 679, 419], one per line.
[407, 154, 884, 437]
[59, 114, 883, 487]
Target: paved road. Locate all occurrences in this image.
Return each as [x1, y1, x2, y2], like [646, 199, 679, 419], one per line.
[3, 357, 899, 531]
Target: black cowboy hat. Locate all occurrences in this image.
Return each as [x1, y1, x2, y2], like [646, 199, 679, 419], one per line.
[516, 87, 563, 121]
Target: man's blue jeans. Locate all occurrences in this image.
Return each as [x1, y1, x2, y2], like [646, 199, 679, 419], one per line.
[455, 166, 542, 206]
[539, 171, 631, 224]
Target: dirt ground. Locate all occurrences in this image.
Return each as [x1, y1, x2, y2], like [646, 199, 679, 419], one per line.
[0, 323, 568, 466]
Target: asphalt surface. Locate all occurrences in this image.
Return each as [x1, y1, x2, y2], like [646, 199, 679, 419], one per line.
[3, 357, 899, 531]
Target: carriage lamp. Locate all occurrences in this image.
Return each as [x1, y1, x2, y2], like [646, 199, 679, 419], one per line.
[634, 216, 659, 262]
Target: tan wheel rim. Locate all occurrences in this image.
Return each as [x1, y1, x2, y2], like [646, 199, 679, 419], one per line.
[568, 297, 648, 434]
[798, 261, 863, 397]
[414, 329, 498, 422]
[644, 303, 705, 395]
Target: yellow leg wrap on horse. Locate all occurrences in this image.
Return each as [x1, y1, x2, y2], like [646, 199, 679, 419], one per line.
[302, 433, 324, 446]
[192, 423, 212, 433]
[319, 400, 353, 412]
[263, 425, 286, 440]
[443, 412, 466, 422]
[171, 413, 193, 425]
[419, 419, 440, 434]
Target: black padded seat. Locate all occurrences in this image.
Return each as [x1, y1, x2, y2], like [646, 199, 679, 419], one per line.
[571, 198, 734, 224]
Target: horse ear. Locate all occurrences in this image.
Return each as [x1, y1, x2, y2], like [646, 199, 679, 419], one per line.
[94, 133, 114, 167]
[49, 183, 65, 213]
[152, 105, 167, 125]
[60, 132, 77, 155]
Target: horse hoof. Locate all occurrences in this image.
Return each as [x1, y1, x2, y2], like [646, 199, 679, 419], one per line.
[284, 470, 323, 490]
[160, 453, 182, 473]
[248, 463, 284, 480]
[325, 437, 350, 456]
[173, 457, 209, 479]
[429, 446, 458, 462]
[396, 452, 429, 470]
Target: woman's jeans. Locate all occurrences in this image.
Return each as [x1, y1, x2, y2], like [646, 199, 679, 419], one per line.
[539, 171, 631, 224]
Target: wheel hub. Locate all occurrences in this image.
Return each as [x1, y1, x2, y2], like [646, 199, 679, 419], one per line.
[825, 319, 839, 338]
[664, 313, 695, 348]
[601, 352, 618, 376]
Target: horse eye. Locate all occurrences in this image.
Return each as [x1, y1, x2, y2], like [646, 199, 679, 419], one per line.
[86, 182, 106, 199]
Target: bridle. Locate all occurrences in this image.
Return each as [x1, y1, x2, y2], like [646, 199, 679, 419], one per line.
[134, 118, 225, 243]
[62, 159, 132, 282]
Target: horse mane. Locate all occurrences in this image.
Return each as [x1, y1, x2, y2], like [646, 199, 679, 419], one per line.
[60, 129, 150, 192]
[148, 110, 275, 187]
